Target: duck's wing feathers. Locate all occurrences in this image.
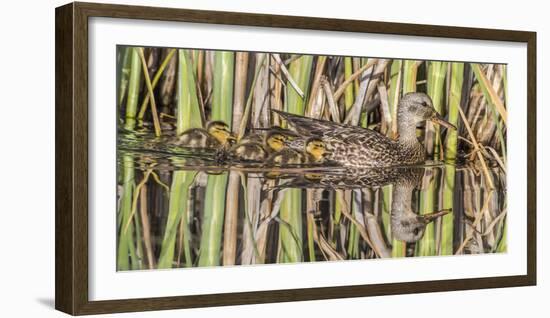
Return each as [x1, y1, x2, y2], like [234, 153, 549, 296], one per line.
[273, 109, 385, 140]
[272, 110, 348, 136]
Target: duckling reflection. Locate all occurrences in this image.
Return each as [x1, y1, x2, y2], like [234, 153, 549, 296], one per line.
[274, 167, 450, 243]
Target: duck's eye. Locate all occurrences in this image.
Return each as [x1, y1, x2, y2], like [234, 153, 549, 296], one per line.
[421, 101, 429, 107]
[413, 227, 420, 236]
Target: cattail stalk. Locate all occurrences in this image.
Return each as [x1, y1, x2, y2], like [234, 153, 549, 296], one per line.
[279, 55, 312, 263]
[198, 51, 234, 266]
[117, 47, 141, 270]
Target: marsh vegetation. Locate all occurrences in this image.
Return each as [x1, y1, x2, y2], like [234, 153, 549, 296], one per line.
[116, 46, 507, 270]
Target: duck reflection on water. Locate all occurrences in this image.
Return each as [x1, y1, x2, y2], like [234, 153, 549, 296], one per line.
[124, 156, 450, 245]
[272, 166, 450, 243]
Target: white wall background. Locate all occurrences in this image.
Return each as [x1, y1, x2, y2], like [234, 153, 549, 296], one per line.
[0, 0, 545, 317]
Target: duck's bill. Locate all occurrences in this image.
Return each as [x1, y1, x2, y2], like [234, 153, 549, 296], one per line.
[226, 136, 237, 144]
[418, 209, 452, 224]
[430, 113, 457, 130]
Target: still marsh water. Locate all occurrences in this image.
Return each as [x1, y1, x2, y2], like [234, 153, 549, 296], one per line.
[116, 130, 507, 270]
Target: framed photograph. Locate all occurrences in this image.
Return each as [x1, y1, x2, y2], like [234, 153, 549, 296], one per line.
[55, 2, 536, 315]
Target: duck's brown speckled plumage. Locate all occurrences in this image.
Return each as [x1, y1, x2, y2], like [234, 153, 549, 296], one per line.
[274, 93, 454, 168]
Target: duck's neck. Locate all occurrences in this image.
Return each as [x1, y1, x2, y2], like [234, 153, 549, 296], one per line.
[396, 115, 420, 148]
[391, 181, 414, 221]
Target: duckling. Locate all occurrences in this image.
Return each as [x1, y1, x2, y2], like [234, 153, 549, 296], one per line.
[304, 137, 330, 164]
[264, 129, 308, 166]
[228, 131, 289, 162]
[228, 142, 267, 161]
[175, 121, 235, 149]
[263, 147, 303, 179]
[265, 148, 303, 166]
[264, 131, 288, 154]
[237, 132, 264, 144]
[239, 126, 300, 144]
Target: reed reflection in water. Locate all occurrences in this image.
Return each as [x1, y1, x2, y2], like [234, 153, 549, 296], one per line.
[116, 132, 506, 270]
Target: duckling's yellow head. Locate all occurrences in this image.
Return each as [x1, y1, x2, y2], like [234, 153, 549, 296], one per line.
[305, 137, 327, 162]
[265, 132, 287, 152]
[207, 121, 234, 145]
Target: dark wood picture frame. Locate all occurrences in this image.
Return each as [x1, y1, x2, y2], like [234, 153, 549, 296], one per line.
[55, 1, 537, 315]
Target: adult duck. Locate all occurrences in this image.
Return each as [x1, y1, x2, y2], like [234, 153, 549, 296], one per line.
[274, 92, 456, 168]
